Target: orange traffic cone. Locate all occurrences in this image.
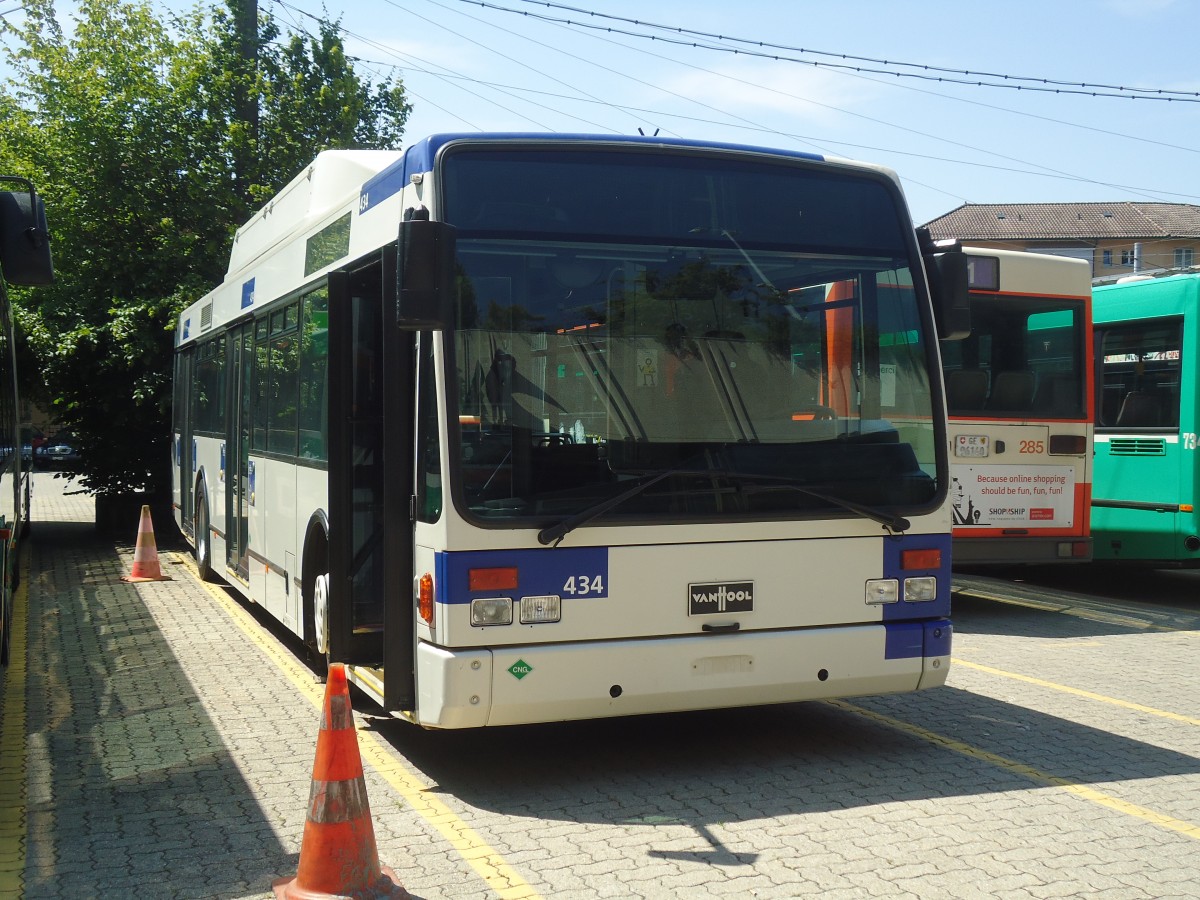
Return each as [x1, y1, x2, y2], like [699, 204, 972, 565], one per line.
[121, 504, 172, 582]
[273, 664, 408, 900]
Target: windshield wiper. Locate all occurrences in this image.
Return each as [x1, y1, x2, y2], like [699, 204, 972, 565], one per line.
[537, 467, 704, 547]
[730, 474, 910, 533]
[537, 467, 909, 547]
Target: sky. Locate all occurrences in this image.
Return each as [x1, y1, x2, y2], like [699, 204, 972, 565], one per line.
[9, 0, 1200, 225]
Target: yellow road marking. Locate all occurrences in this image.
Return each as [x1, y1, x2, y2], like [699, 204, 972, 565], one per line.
[0, 545, 30, 896]
[952, 658, 1200, 727]
[172, 553, 541, 900]
[833, 699, 1200, 841]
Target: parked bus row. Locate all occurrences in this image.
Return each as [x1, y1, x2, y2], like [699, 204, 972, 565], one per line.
[171, 134, 968, 727]
[0, 177, 54, 669]
[942, 248, 1200, 569]
[167, 132, 1198, 729]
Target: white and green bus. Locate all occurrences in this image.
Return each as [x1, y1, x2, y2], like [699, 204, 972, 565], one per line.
[172, 134, 963, 728]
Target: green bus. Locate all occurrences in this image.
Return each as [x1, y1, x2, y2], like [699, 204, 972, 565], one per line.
[1092, 273, 1198, 565]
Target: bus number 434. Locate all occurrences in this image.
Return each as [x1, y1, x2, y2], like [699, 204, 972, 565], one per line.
[562, 575, 604, 596]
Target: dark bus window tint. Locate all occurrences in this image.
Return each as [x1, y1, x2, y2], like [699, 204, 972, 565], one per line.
[1097, 319, 1181, 429]
[299, 288, 329, 460]
[942, 297, 1086, 419]
[193, 339, 225, 434]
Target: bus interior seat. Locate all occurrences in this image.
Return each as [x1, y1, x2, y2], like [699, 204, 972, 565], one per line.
[1032, 374, 1078, 416]
[1116, 390, 1162, 427]
[945, 368, 989, 410]
[987, 370, 1035, 411]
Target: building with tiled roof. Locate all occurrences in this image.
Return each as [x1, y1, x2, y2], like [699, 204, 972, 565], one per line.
[921, 202, 1200, 284]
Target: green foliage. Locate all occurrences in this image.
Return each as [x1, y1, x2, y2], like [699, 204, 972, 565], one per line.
[0, 0, 410, 496]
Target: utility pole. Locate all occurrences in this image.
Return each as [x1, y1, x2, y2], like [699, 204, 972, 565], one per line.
[232, 0, 259, 208]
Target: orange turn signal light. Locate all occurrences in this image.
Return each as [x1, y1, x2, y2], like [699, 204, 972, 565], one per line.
[418, 572, 434, 625]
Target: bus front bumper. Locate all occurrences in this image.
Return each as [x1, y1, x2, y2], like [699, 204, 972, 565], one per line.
[412, 620, 951, 728]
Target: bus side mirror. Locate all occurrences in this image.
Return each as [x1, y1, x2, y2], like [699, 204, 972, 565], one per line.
[921, 236, 969, 341]
[0, 178, 53, 286]
[396, 219, 456, 331]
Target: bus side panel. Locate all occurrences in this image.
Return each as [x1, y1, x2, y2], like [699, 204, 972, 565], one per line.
[1093, 435, 1188, 562]
[258, 456, 299, 630]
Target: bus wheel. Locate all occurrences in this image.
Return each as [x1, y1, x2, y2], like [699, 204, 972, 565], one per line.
[194, 490, 215, 582]
[313, 571, 331, 657]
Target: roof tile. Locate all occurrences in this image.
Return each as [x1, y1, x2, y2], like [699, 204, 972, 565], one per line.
[921, 202, 1200, 241]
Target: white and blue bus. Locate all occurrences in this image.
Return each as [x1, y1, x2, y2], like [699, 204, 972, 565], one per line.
[172, 134, 964, 728]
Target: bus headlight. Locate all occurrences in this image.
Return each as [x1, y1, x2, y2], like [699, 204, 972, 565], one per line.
[903, 577, 937, 602]
[865, 579, 898, 604]
[471, 597, 513, 626]
[520, 595, 561, 624]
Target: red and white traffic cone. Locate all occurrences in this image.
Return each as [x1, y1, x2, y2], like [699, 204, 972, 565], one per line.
[121, 504, 171, 582]
[273, 663, 408, 899]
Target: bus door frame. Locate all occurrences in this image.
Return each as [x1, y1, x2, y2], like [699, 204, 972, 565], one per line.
[327, 253, 416, 709]
[174, 347, 193, 538]
[225, 316, 253, 581]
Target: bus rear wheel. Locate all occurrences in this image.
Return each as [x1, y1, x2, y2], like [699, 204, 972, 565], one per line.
[194, 490, 215, 582]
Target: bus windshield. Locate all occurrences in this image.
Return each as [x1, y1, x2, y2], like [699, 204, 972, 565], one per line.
[440, 148, 940, 525]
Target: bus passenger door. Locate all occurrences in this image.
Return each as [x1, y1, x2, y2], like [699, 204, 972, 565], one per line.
[328, 255, 416, 710]
[226, 322, 252, 580]
[328, 263, 386, 667]
[174, 348, 193, 536]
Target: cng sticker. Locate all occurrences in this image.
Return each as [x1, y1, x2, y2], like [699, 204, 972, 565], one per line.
[508, 659, 533, 680]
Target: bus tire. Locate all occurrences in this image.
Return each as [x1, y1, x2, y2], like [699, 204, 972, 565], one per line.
[313, 572, 331, 657]
[302, 529, 331, 668]
[194, 488, 215, 583]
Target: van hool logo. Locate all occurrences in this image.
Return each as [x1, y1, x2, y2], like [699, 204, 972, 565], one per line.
[689, 581, 754, 615]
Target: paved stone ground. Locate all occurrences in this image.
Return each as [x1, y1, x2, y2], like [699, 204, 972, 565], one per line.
[3, 471, 1200, 898]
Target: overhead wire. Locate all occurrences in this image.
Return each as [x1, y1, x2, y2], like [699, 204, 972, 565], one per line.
[437, 0, 1193, 205]
[444, 0, 1199, 206]
[267, 0, 1198, 210]
[368, 0, 622, 133]
[270, 0, 555, 130]
[492, 0, 1200, 102]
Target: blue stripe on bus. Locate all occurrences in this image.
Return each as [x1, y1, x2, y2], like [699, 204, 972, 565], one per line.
[880, 531, 953, 620]
[359, 133, 826, 215]
[436, 546, 610, 604]
[885, 619, 952, 660]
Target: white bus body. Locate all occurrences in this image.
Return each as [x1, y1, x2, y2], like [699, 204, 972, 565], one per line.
[173, 134, 957, 727]
[943, 247, 1093, 565]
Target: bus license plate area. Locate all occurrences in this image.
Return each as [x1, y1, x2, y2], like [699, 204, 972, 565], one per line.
[955, 435, 990, 458]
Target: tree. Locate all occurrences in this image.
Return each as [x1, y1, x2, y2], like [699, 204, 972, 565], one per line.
[0, 0, 410, 503]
